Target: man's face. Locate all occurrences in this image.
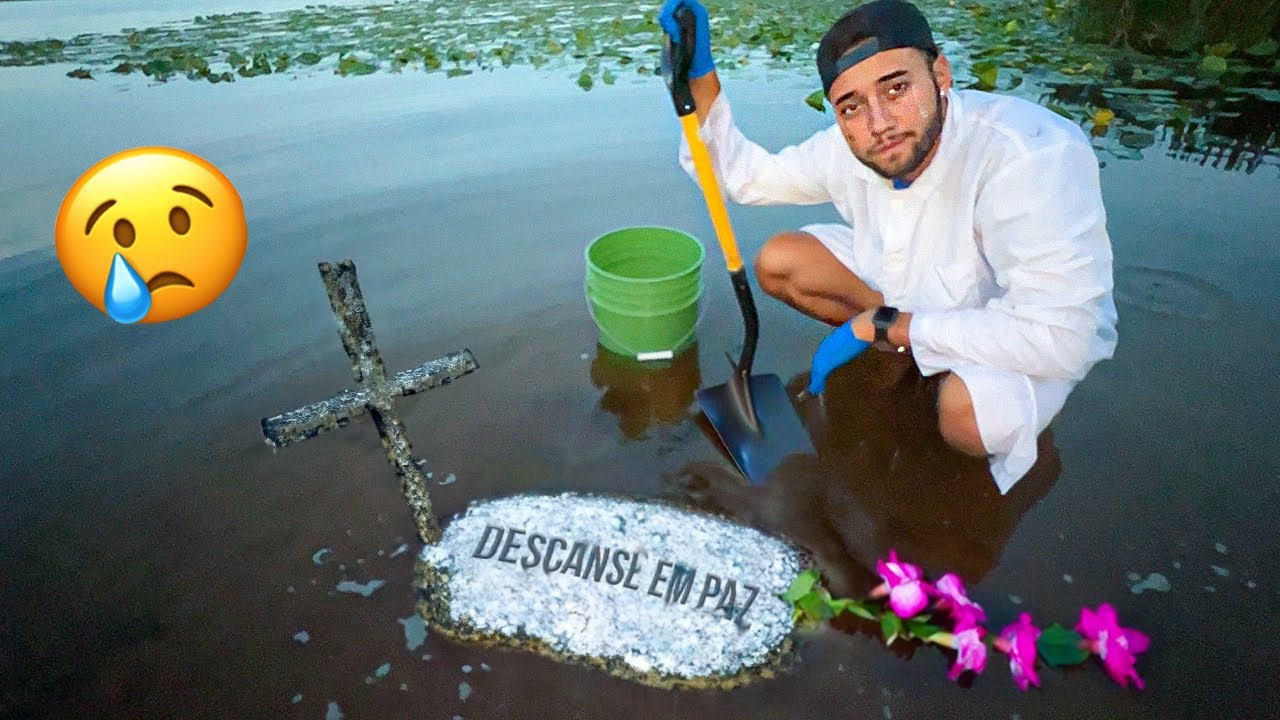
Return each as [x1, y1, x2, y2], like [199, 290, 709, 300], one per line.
[827, 47, 952, 181]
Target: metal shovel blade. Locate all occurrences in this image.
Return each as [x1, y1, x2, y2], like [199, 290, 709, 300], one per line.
[696, 372, 815, 485]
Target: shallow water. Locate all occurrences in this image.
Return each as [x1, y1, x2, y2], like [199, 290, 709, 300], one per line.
[3, 5, 1280, 720]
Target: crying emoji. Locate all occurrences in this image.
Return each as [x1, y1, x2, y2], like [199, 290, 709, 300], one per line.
[55, 147, 247, 324]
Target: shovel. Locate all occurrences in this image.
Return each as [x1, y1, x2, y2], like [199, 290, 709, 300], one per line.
[661, 7, 815, 485]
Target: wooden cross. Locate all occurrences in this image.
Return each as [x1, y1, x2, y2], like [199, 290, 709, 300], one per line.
[261, 259, 479, 543]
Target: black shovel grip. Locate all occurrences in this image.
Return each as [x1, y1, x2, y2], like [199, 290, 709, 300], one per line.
[730, 268, 759, 377]
[663, 6, 697, 116]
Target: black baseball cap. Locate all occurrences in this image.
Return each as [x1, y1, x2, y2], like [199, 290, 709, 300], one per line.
[817, 0, 938, 96]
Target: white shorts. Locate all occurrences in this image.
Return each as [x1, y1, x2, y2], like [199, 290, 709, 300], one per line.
[800, 222, 1077, 495]
[802, 222, 881, 292]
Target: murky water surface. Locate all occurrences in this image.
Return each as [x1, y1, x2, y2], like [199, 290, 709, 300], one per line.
[2, 1, 1279, 719]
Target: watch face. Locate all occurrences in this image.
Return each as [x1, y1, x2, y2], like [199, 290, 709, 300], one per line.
[874, 306, 898, 326]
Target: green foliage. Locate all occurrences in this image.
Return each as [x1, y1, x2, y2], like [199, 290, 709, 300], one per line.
[783, 569, 947, 648]
[805, 89, 826, 112]
[1246, 38, 1279, 57]
[1067, 0, 1278, 56]
[1036, 623, 1091, 667]
[1198, 55, 1228, 75]
[781, 569, 819, 603]
[971, 60, 998, 90]
[880, 611, 903, 644]
[905, 619, 943, 642]
[335, 54, 375, 76]
[0, 0, 1270, 162]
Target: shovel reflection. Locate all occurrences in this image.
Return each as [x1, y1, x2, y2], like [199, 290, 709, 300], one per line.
[663, 351, 1063, 600]
[590, 343, 702, 440]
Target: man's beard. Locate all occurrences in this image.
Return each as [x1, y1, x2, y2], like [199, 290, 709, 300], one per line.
[854, 78, 945, 181]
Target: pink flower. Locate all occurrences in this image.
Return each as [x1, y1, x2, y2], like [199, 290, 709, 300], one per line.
[1075, 604, 1151, 690]
[874, 549, 932, 618]
[933, 572, 988, 626]
[995, 613, 1042, 691]
[947, 621, 988, 681]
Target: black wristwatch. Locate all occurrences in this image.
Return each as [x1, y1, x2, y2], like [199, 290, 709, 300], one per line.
[873, 305, 900, 344]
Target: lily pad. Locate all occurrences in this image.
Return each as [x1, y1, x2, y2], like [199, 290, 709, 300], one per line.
[336, 55, 376, 76]
[1245, 38, 1279, 57]
[972, 60, 998, 90]
[1118, 129, 1155, 149]
[805, 88, 827, 112]
[1205, 42, 1236, 58]
[1199, 55, 1228, 75]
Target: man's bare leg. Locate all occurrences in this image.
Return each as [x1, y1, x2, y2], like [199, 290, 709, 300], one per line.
[937, 373, 987, 457]
[753, 231, 884, 326]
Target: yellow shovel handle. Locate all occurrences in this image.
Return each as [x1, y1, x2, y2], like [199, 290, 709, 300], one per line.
[679, 112, 743, 273]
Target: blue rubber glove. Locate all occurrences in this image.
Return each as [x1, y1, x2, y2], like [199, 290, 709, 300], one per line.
[807, 319, 871, 396]
[658, 0, 715, 79]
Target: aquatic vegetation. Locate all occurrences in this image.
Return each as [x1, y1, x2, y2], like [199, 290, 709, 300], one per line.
[0, 0, 1275, 168]
[782, 549, 1151, 691]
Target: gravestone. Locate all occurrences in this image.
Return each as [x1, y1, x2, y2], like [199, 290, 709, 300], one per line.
[415, 493, 806, 689]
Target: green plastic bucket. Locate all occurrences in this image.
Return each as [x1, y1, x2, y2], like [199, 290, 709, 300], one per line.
[585, 226, 705, 359]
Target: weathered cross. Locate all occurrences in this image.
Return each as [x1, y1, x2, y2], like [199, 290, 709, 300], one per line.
[261, 259, 479, 544]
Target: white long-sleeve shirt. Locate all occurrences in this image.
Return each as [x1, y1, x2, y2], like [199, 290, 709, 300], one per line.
[678, 88, 1118, 384]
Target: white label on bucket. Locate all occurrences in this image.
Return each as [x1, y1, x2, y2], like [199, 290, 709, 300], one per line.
[636, 351, 675, 362]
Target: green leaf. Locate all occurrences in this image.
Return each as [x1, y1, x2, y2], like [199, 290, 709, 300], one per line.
[602, 68, 616, 85]
[1003, 19, 1020, 33]
[335, 54, 375, 76]
[1199, 55, 1228, 75]
[577, 68, 594, 90]
[974, 44, 1012, 58]
[295, 51, 322, 65]
[1036, 623, 1090, 667]
[1245, 38, 1279, 57]
[829, 598, 877, 621]
[1242, 87, 1280, 103]
[972, 60, 998, 90]
[880, 612, 903, 645]
[1106, 145, 1143, 161]
[905, 620, 942, 642]
[805, 89, 826, 112]
[1118, 129, 1155, 149]
[781, 569, 819, 603]
[1205, 42, 1236, 58]
[797, 590, 830, 621]
[1045, 102, 1074, 120]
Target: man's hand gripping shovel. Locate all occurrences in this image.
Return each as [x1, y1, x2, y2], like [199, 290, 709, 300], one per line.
[660, 5, 817, 485]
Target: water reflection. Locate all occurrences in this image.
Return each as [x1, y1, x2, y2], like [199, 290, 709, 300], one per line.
[665, 351, 1061, 600]
[1039, 78, 1280, 173]
[589, 343, 702, 441]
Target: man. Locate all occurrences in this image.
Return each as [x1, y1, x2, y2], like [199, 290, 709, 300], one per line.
[658, 0, 1117, 494]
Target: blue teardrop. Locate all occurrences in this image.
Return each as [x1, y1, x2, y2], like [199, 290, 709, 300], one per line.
[104, 253, 151, 324]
